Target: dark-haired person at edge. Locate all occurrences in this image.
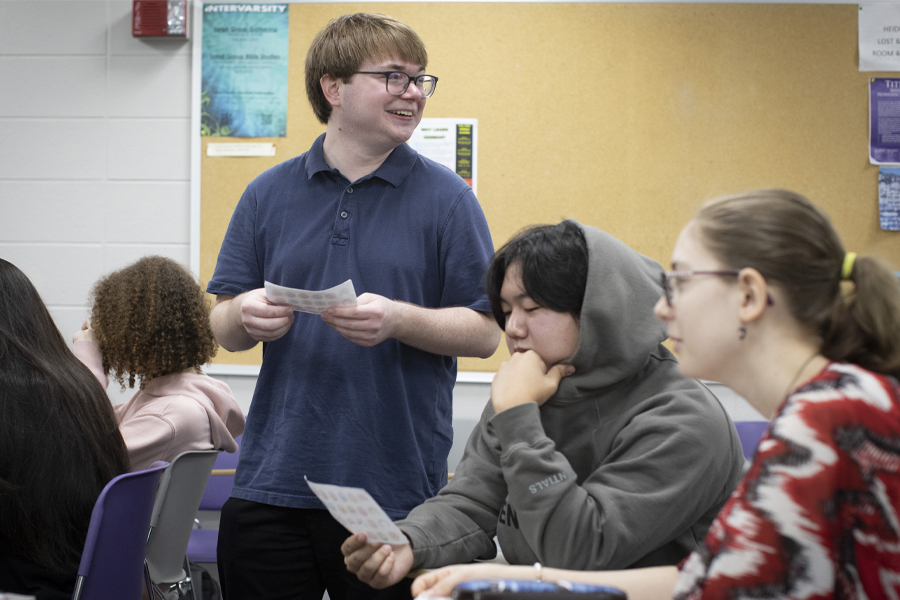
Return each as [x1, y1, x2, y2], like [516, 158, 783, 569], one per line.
[205, 12, 499, 600]
[72, 256, 244, 472]
[342, 221, 745, 588]
[410, 190, 900, 600]
[0, 259, 130, 600]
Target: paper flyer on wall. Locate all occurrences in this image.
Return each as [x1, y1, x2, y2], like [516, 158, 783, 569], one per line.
[870, 78, 900, 165]
[407, 118, 477, 194]
[859, 4, 900, 72]
[879, 168, 900, 231]
[201, 4, 289, 137]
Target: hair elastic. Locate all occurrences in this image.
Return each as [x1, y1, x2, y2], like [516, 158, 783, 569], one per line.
[841, 252, 857, 281]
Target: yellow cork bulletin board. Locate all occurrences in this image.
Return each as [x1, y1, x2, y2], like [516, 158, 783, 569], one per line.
[200, 2, 897, 373]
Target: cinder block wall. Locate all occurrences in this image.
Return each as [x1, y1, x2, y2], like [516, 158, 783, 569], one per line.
[1, 0, 192, 404]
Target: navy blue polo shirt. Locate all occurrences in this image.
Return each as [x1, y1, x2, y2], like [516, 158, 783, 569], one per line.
[208, 134, 494, 517]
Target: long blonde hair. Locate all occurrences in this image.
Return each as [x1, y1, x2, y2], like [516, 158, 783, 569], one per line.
[695, 189, 900, 378]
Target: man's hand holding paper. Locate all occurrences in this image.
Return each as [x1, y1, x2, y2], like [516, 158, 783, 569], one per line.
[240, 288, 295, 342]
[321, 292, 402, 347]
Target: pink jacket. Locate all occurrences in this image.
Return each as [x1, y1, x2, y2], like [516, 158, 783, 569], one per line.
[74, 341, 245, 471]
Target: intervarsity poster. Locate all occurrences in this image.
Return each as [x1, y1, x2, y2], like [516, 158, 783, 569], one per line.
[201, 4, 288, 137]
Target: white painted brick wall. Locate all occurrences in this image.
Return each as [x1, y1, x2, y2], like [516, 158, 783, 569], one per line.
[0, 0, 192, 405]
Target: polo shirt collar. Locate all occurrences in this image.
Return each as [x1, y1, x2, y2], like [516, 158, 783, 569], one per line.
[305, 133, 417, 188]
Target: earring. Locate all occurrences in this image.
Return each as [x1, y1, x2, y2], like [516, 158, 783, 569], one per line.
[738, 326, 747, 341]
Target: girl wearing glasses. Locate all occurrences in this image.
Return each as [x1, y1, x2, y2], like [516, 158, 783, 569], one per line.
[412, 189, 900, 600]
[343, 220, 745, 589]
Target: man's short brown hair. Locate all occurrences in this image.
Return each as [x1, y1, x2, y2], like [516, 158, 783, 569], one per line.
[305, 13, 428, 124]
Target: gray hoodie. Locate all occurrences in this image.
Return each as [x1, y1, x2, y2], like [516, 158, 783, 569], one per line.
[398, 221, 745, 571]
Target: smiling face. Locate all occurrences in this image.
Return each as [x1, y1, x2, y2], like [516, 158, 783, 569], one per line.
[653, 222, 744, 381]
[334, 58, 427, 152]
[500, 262, 581, 366]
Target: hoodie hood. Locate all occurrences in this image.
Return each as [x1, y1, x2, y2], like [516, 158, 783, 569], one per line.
[144, 373, 244, 452]
[556, 220, 667, 398]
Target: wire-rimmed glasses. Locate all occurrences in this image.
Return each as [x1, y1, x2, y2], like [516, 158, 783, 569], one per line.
[355, 71, 438, 98]
[660, 269, 774, 307]
[660, 270, 740, 307]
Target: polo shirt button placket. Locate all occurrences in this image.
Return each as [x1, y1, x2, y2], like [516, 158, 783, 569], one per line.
[341, 188, 352, 219]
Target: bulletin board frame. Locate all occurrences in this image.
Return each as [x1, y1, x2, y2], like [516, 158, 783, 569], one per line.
[191, 0, 899, 377]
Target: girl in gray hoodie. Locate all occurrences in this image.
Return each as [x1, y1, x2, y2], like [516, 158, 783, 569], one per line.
[342, 220, 744, 587]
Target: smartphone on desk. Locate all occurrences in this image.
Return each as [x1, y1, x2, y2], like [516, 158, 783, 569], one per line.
[451, 579, 627, 600]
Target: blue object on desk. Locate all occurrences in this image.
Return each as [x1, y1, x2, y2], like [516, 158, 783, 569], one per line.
[453, 579, 627, 599]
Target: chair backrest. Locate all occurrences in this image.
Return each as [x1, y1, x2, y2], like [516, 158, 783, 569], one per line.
[198, 435, 241, 511]
[734, 420, 769, 459]
[72, 461, 169, 600]
[145, 450, 221, 584]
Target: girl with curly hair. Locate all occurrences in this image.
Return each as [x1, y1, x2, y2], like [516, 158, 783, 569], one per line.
[0, 259, 129, 600]
[73, 256, 244, 471]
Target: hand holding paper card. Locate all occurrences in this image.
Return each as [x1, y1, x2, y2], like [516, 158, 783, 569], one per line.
[305, 477, 409, 545]
[265, 280, 358, 315]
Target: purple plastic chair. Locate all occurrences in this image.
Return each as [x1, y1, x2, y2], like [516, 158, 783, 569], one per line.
[734, 421, 769, 460]
[186, 435, 241, 563]
[71, 461, 169, 600]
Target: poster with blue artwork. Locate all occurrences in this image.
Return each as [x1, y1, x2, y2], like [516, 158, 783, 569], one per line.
[201, 4, 288, 137]
[879, 167, 900, 231]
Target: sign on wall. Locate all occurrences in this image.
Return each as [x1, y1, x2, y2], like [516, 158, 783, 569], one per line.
[859, 4, 900, 72]
[201, 4, 289, 137]
[407, 118, 478, 193]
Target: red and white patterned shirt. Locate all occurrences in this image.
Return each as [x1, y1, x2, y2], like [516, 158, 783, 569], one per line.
[674, 362, 900, 600]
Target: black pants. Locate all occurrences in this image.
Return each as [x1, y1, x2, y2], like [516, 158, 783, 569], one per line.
[218, 497, 413, 600]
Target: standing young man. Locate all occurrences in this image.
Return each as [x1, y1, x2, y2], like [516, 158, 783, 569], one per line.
[207, 13, 500, 600]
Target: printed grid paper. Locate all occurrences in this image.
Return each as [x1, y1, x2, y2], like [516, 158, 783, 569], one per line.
[305, 478, 408, 545]
[264, 280, 358, 314]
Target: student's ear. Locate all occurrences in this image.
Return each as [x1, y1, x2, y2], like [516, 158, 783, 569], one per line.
[320, 74, 342, 108]
[736, 267, 769, 323]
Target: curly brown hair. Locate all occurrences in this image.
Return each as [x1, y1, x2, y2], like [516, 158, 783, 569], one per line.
[90, 256, 217, 389]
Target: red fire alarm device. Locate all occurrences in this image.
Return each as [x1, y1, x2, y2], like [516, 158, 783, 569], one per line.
[133, 0, 189, 38]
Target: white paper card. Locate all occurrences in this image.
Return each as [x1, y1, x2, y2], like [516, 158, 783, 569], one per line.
[859, 3, 900, 72]
[264, 280, 357, 314]
[305, 478, 409, 545]
[207, 143, 276, 157]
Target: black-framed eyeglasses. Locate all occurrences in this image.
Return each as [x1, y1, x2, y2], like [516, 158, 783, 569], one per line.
[660, 270, 775, 307]
[355, 71, 438, 98]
